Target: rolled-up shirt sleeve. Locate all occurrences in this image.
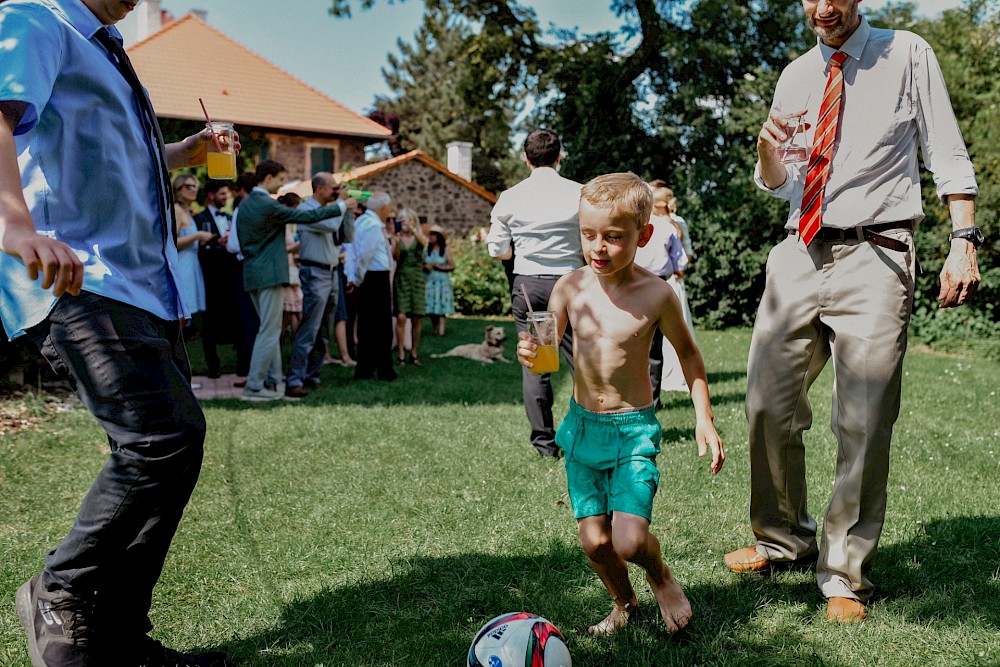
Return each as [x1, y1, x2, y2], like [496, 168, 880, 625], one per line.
[753, 160, 797, 200]
[913, 42, 978, 202]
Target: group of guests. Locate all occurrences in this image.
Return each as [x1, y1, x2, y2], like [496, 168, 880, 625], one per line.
[170, 161, 457, 399]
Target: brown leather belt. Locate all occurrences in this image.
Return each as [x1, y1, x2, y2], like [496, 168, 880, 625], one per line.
[789, 221, 912, 252]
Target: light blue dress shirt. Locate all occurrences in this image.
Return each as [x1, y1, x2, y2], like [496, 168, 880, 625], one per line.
[344, 211, 392, 285]
[0, 0, 184, 339]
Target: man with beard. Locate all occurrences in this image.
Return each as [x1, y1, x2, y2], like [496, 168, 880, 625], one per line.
[724, 0, 981, 624]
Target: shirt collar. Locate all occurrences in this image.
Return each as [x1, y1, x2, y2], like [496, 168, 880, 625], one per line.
[55, 0, 123, 41]
[528, 166, 560, 178]
[252, 186, 270, 195]
[818, 15, 869, 64]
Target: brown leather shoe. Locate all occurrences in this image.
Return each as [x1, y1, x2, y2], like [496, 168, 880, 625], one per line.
[826, 597, 866, 624]
[284, 385, 308, 400]
[723, 546, 771, 573]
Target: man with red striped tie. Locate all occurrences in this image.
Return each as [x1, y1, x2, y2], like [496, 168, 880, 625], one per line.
[723, 0, 982, 624]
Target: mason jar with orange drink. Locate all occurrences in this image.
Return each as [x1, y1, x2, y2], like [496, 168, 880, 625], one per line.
[205, 121, 237, 180]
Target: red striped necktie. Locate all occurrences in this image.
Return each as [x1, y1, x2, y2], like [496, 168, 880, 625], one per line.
[799, 51, 849, 245]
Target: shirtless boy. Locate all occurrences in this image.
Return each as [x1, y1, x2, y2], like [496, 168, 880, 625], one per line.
[517, 172, 725, 635]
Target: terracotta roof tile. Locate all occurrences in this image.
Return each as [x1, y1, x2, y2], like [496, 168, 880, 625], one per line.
[127, 14, 391, 139]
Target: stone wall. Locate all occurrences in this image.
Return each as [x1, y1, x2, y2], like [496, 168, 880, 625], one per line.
[358, 160, 496, 240]
[264, 133, 367, 181]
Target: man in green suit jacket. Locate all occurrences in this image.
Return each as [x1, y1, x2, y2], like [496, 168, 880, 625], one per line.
[236, 160, 346, 401]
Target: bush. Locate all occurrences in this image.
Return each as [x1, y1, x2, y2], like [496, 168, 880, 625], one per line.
[451, 228, 510, 316]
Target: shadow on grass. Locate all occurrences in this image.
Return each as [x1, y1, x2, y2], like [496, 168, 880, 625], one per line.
[217, 545, 850, 667]
[874, 515, 1000, 628]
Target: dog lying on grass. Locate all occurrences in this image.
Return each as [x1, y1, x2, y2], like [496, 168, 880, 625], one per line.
[431, 325, 511, 363]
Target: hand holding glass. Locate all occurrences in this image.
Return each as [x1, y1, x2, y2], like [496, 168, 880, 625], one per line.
[205, 121, 237, 180]
[777, 113, 808, 164]
[526, 311, 559, 374]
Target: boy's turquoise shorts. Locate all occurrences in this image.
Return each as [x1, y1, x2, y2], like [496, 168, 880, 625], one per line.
[555, 398, 662, 522]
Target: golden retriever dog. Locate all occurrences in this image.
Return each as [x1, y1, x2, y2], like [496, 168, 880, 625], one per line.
[431, 325, 510, 363]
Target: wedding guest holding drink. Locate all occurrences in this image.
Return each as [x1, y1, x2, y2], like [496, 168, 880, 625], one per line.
[424, 225, 455, 336]
[172, 174, 212, 333]
[0, 0, 239, 663]
[517, 172, 723, 636]
[724, 0, 981, 625]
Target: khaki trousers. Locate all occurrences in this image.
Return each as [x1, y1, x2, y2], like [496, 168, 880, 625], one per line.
[745, 228, 915, 601]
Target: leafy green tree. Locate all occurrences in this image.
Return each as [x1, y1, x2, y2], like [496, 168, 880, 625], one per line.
[332, 0, 997, 349]
[371, 10, 523, 192]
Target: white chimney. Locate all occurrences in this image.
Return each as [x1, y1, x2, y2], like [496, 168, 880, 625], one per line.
[134, 0, 162, 43]
[446, 141, 473, 182]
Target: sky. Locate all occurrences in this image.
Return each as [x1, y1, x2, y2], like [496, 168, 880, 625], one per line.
[132, 0, 965, 117]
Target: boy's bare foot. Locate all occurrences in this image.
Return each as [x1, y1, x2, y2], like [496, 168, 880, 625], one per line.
[587, 600, 639, 636]
[646, 570, 692, 634]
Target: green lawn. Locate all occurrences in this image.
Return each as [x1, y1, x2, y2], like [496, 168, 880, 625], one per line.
[1, 319, 998, 666]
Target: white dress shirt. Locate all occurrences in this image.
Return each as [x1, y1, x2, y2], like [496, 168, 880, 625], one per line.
[344, 210, 391, 285]
[755, 16, 978, 229]
[634, 215, 688, 277]
[487, 167, 584, 276]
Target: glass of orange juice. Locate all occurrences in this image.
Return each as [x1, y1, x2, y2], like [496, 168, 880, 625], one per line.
[527, 311, 559, 374]
[205, 121, 237, 180]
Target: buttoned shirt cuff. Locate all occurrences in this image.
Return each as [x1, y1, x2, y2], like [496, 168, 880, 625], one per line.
[753, 161, 795, 200]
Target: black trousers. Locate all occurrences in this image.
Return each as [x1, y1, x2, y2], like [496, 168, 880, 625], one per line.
[511, 274, 574, 455]
[28, 292, 206, 638]
[354, 270, 395, 380]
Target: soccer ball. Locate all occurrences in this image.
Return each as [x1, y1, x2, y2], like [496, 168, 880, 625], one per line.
[467, 612, 572, 667]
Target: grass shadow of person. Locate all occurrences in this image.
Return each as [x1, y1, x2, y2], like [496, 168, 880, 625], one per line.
[214, 542, 851, 666]
[873, 515, 1000, 629]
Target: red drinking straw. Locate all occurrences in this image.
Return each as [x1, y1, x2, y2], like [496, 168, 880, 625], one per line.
[199, 98, 224, 152]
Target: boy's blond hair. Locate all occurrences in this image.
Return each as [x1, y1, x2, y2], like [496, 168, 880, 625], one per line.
[580, 172, 652, 229]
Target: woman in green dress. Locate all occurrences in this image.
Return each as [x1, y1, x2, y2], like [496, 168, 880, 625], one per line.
[393, 208, 428, 365]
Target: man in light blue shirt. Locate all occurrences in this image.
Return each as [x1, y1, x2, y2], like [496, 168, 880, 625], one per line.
[0, 1, 232, 664]
[345, 191, 396, 381]
[284, 173, 355, 397]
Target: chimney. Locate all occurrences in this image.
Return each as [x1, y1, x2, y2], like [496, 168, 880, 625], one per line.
[134, 0, 162, 42]
[446, 141, 473, 182]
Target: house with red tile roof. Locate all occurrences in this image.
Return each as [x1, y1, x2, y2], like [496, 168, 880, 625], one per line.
[126, 12, 392, 180]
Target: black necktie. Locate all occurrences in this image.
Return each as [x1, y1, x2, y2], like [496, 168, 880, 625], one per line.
[94, 28, 175, 242]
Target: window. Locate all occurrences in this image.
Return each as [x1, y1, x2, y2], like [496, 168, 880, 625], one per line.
[310, 147, 335, 176]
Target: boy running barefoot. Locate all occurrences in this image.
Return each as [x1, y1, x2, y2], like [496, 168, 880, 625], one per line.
[517, 172, 724, 635]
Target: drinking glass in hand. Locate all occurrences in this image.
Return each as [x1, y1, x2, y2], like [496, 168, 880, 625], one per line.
[778, 114, 808, 164]
[527, 311, 559, 374]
